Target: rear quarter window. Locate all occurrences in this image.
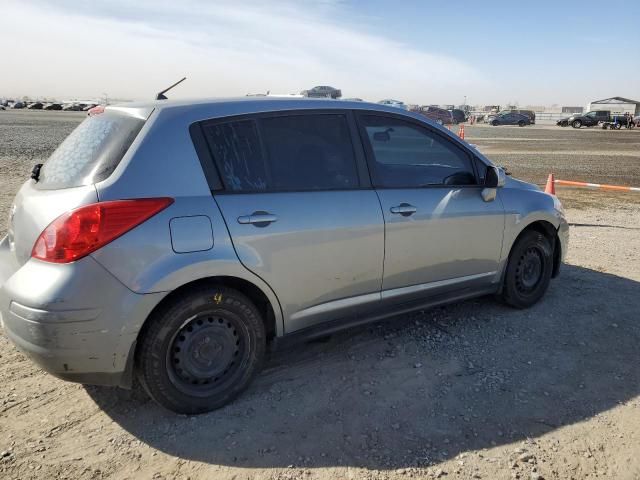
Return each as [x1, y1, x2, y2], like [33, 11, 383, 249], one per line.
[37, 112, 144, 189]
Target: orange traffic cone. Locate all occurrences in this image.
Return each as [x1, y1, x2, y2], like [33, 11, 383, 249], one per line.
[458, 124, 465, 140]
[544, 173, 556, 194]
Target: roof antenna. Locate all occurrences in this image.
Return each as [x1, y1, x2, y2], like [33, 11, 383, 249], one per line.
[155, 77, 187, 100]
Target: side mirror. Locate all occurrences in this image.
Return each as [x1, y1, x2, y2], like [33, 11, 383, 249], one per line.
[482, 166, 506, 202]
[484, 165, 506, 188]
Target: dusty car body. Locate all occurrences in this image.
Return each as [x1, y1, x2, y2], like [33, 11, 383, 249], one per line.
[0, 98, 568, 413]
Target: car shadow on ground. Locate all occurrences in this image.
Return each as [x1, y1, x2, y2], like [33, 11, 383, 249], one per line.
[85, 264, 640, 470]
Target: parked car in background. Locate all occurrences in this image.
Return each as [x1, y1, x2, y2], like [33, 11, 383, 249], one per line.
[0, 105, 5, 111]
[561, 110, 611, 128]
[411, 105, 454, 125]
[300, 85, 342, 99]
[11, 102, 25, 109]
[27, 102, 43, 110]
[449, 108, 467, 124]
[490, 113, 531, 126]
[500, 109, 536, 124]
[62, 104, 86, 111]
[378, 99, 408, 110]
[44, 103, 63, 111]
[0, 98, 568, 414]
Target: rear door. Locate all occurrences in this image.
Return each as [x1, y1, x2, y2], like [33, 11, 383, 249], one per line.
[198, 111, 384, 333]
[356, 112, 505, 305]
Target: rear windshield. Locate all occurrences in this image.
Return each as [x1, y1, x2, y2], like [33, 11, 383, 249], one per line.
[37, 111, 145, 189]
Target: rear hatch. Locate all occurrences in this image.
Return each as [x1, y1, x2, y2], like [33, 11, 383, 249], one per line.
[5, 108, 149, 267]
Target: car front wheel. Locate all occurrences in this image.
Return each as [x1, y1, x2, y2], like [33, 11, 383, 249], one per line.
[501, 230, 554, 309]
[137, 285, 266, 414]
[571, 120, 582, 128]
[518, 120, 526, 127]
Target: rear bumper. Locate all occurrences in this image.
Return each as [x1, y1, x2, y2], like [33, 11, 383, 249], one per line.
[0, 236, 165, 387]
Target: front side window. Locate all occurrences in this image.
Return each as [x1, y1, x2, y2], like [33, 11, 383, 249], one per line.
[360, 115, 476, 188]
[202, 114, 359, 192]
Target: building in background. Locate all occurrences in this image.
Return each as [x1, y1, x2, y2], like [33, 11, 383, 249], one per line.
[588, 97, 640, 115]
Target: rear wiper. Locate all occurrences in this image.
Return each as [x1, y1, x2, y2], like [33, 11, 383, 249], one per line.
[155, 77, 187, 100]
[31, 163, 43, 182]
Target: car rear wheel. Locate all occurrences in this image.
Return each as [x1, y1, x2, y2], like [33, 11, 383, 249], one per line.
[137, 285, 265, 414]
[501, 230, 554, 309]
[571, 120, 582, 128]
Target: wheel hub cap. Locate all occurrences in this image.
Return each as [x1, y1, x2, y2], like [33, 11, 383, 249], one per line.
[170, 316, 240, 385]
[518, 248, 543, 291]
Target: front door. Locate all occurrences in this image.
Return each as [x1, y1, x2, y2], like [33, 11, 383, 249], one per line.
[201, 111, 384, 333]
[357, 113, 505, 304]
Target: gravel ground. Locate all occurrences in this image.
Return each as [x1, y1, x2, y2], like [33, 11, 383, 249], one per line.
[0, 111, 639, 480]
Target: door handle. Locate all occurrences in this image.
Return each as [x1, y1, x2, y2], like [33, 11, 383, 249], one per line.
[237, 212, 278, 227]
[390, 203, 417, 216]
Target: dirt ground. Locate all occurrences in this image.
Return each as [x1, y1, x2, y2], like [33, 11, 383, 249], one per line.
[0, 111, 639, 480]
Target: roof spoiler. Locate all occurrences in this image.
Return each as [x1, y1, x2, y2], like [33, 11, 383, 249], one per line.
[155, 77, 187, 100]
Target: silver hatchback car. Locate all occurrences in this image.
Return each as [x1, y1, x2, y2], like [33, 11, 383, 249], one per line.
[0, 98, 568, 413]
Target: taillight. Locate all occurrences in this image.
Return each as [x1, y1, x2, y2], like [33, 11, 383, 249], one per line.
[32, 198, 173, 263]
[88, 105, 105, 116]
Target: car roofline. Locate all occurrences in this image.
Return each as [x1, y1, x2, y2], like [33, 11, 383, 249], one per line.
[104, 96, 439, 125]
[107, 96, 405, 114]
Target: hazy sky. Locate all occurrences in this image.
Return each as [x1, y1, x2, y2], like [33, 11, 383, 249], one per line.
[2, 0, 638, 106]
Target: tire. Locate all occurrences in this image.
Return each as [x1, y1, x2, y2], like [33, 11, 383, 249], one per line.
[614, 123, 622, 130]
[518, 120, 526, 127]
[571, 120, 582, 128]
[501, 230, 554, 309]
[491, 120, 499, 126]
[137, 285, 266, 414]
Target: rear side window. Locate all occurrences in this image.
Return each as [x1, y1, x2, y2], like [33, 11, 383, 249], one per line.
[38, 112, 144, 189]
[202, 120, 267, 191]
[202, 114, 359, 192]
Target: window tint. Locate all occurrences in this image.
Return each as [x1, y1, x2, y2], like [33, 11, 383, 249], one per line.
[202, 114, 359, 192]
[260, 114, 358, 191]
[38, 112, 144, 189]
[361, 115, 476, 188]
[203, 120, 268, 191]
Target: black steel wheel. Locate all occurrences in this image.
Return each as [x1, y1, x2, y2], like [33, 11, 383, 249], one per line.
[137, 285, 265, 414]
[167, 312, 246, 396]
[515, 247, 544, 294]
[501, 230, 554, 308]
